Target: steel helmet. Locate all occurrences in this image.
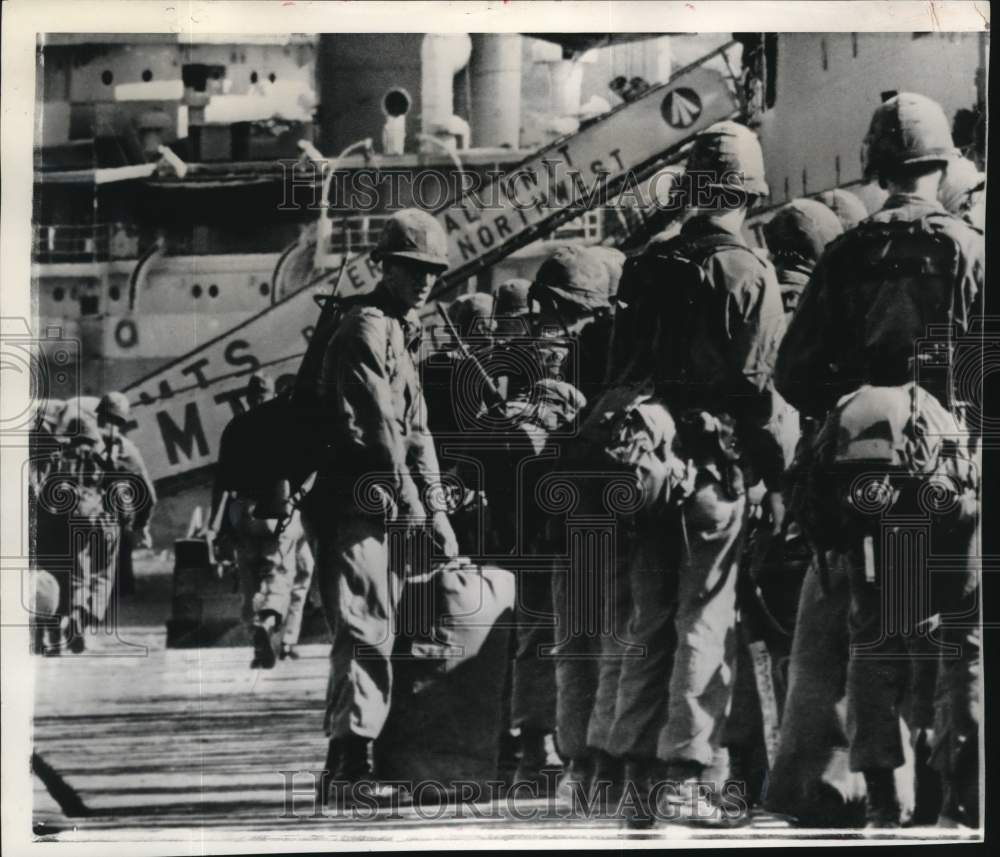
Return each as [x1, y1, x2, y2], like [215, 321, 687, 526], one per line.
[371, 208, 449, 271]
[862, 93, 959, 182]
[938, 156, 985, 217]
[816, 188, 870, 231]
[588, 246, 627, 300]
[447, 292, 495, 338]
[763, 198, 844, 265]
[96, 391, 131, 425]
[493, 278, 532, 317]
[685, 120, 769, 198]
[531, 245, 612, 312]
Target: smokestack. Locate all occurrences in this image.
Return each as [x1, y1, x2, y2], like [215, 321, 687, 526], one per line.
[420, 34, 472, 151]
[470, 34, 522, 148]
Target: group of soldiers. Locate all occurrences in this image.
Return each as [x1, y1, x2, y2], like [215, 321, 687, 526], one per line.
[272, 88, 981, 830]
[32, 86, 982, 833]
[29, 392, 156, 653]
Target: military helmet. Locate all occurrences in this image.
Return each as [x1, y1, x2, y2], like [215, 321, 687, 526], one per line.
[246, 372, 275, 398]
[685, 120, 769, 198]
[447, 292, 495, 339]
[531, 245, 611, 312]
[862, 92, 959, 182]
[588, 246, 627, 301]
[371, 208, 449, 271]
[816, 189, 870, 231]
[493, 278, 532, 317]
[938, 156, 985, 217]
[764, 198, 844, 265]
[96, 391, 131, 425]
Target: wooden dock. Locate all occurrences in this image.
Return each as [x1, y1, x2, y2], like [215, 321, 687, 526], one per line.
[28, 573, 867, 844]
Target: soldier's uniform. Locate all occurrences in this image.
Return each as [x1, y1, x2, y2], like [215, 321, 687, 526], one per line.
[775, 93, 983, 828]
[215, 373, 316, 668]
[508, 246, 616, 787]
[308, 209, 456, 798]
[96, 393, 156, 602]
[600, 122, 788, 826]
[38, 416, 121, 653]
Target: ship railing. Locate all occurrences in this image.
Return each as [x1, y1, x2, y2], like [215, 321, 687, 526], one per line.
[32, 223, 139, 263]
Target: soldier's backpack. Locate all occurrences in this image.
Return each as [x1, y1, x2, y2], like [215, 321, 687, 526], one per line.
[804, 216, 973, 415]
[573, 383, 686, 516]
[610, 233, 768, 412]
[792, 382, 978, 607]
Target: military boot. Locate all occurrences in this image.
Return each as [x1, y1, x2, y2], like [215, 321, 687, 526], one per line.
[863, 770, 902, 828]
[320, 735, 409, 811]
[513, 728, 553, 787]
[618, 757, 663, 829]
[590, 750, 625, 816]
[555, 754, 594, 807]
[659, 761, 750, 828]
[250, 613, 278, 670]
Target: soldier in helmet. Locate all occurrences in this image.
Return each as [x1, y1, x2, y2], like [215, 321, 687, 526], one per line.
[776, 93, 983, 828]
[46, 415, 120, 653]
[211, 372, 317, 667]
[96, 392, 156, 600]
[528, 244, 614, 404]
[763, 198, 844, 315]
[309, 209, 459, 806]
[492, 278, 532, 343]
[598, 120, 787, 826]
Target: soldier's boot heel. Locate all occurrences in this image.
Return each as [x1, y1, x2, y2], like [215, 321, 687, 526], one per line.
[863, 769, 902, 828]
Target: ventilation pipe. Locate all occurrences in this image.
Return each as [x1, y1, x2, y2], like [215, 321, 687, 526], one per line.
[470, 34, 522, 148]
[420, 34, 472, 152]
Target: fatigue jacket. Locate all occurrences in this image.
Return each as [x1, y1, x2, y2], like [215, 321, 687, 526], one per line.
[645, 217, 787, 436]
[319, 285, 443, 518]
[101, 434, 157, 529]
[775, 194, 985, 421]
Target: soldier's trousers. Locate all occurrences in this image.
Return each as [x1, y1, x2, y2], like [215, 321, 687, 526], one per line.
[511, 566, 556, 733]
[70, 515, 121, 628]
[931, 598, 981, 827]
[551, 535, 632, 760]
[314, 512, 406, 740]
[655, 476, 745, 773]
[606, 520, 678, 760]
[236, 507, 315, 646]
[844, 544, 970, 774]
[764, 553, 867, 822]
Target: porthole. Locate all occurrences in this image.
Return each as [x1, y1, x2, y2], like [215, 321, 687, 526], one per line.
[383, 88, 411, 118]
[268, 72, 277, 83]
[192, 284, 203, 298]
[109, 285, 121, 301]
[101, 70, 114, 86]
[208, 284, 219, 298]
[142, 69, 153, 82]
[250, 71, 258, 84]
[259, 282, 270, 296]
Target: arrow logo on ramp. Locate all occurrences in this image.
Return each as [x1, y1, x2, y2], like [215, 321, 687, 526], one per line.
[661, 87, 702, 129]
